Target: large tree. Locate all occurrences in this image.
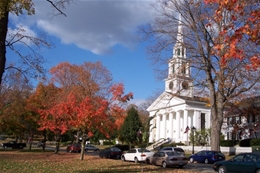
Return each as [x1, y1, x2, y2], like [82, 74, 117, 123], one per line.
[0, 68, 33, 140]
[36, 62, 133, 159]
[142, 0, 260, 151]
[0, 0, 71, 85]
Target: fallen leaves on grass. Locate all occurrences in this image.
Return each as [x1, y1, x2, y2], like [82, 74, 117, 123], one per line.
[0, 151, 200, 173]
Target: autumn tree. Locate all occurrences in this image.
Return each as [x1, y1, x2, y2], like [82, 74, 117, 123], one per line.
[142, 0, 260, 151]
[0, 69, 33, 141]
[0, 0, 72, 85]
[37, 62, 133, 158]
[26, 82, 61, 151]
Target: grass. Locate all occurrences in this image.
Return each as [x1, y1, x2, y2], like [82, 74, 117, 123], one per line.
[0, 150, 200, 173]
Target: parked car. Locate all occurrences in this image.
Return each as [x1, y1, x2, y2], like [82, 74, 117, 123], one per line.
[1, 141, 26, 149]
[159, 147, 185, 156]
[85, 144, 100, 151]
[121, 148, 154, 163]
[189, 150, 225, 164]
[145, 151, 188, 168]
[99, 147, 123, 159]
[66, 143, 81, 153]
[213, 152, 260, 173]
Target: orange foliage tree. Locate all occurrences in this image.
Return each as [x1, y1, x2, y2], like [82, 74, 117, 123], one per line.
[26, 82, 61, 151]
[204, 0, 260, 69]
[37, 62, 133, 159]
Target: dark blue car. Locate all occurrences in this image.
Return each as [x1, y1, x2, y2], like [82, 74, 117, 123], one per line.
[189, 150, 225, 164]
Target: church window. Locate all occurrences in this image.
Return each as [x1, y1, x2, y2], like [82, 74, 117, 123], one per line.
[172, 65, 175, 74]
[201, 113, 205, 129]
[181, 62, 186, 74]
[177, 48, 180, 56]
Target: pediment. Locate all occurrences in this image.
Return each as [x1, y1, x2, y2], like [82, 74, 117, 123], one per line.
[147, 92, 187, 111]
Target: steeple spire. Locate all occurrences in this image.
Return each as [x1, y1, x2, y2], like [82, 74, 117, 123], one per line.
[176, 14, 183, 47]
[172, 14, 185, 58]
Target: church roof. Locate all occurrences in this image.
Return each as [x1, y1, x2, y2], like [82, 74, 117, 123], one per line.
[147, 91, 209, 112]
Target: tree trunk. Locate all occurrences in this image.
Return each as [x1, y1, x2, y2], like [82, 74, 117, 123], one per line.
[42, 131, 47, 152]
[54, 133, 60, 154]
[80, 133, 88, 160]
[0, 8, 8, 85]
[80, 139, 86, 160]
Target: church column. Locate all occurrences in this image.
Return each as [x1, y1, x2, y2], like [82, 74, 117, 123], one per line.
[162, 114, 167, 138]
[176, 111, 180, 140]
[149, 118, 154, 143]
[156, 115, 160, 141]
[193, 110, 201, 129]
[169, 112, 173, 140]
[183, 110, 188, 141]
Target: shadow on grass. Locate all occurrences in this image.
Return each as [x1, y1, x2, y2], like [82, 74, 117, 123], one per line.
[74, 167, 165, 173]
[74, 162, 180, 173]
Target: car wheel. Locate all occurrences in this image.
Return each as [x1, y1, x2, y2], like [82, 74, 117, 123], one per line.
[204, 158, 209, 164]
[145, 159, 150, 164]
[189, 157, 194, 163]
[134, 157, 138, 163]
[121, 156, 126, 161]
[256, 169, 260, 173]
[162, 161, 167, 168]
[218, 166, 227, 173]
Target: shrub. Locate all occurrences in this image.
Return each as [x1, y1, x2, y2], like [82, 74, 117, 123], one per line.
[220, 140, 238, 147]
[250, 138, 260, 146]
[239, 138, 251, 147]
[103, 141, 114, 145]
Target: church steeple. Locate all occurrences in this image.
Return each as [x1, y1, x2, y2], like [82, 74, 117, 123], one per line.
[165, 14, 193, 97]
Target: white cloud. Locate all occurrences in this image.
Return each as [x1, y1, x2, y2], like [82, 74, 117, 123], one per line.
[10, 0, 156, 55]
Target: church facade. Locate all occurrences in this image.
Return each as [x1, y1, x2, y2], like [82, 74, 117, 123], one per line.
[147, 19, 211, 144]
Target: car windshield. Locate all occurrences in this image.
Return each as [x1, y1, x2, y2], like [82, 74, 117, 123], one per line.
[174, 148, 184, 152]
[166, 151, 181, 156]
[138, 148, 151, 152]
[111, 147, 121, 151]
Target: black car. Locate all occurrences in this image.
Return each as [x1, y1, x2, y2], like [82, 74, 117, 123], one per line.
[213, 152, 260, 173]
[99, 147, 123, 159]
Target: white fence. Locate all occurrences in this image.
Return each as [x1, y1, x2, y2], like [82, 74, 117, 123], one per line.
[178, 145, 252, 155]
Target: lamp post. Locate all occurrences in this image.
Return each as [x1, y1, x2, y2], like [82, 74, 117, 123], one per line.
[191, 126, 196, 154]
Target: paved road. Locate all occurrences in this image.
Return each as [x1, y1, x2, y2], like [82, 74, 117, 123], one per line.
[184, 163, 216, 173]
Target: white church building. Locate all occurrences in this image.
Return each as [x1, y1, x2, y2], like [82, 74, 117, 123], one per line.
[147, 19, 211, 144]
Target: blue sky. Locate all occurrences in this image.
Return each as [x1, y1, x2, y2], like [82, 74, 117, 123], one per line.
[7, 0, 165, 106]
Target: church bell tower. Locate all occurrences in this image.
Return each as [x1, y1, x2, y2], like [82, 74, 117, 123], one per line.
[165, 15, 193, 97]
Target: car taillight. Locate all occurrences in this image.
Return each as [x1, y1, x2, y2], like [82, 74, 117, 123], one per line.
[141, 154, 146, 157]
[213, 155, 218, 159]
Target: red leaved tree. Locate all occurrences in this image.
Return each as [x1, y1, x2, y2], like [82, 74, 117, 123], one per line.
[204, 0, 260, 69]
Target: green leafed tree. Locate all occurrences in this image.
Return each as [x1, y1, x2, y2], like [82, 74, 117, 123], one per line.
[119, 106, 143, 148]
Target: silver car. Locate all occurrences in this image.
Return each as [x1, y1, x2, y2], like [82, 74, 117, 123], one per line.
[145, 151, 188, 168]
